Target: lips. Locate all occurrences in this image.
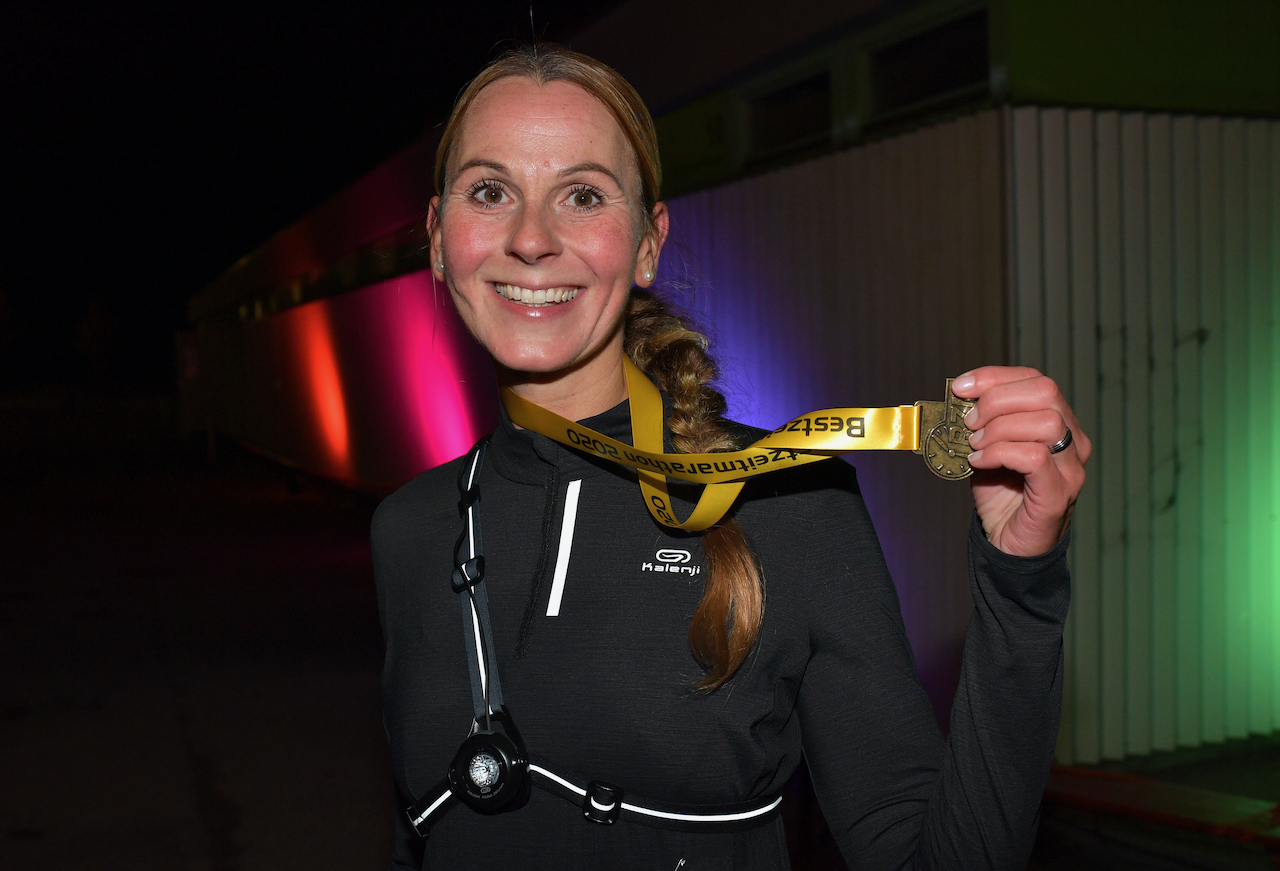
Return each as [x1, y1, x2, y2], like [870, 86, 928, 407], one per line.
[493, 283, 580, 306]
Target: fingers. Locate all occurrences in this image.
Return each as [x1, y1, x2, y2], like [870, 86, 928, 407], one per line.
[968, 439, 1083, 497]
[955, 366, 1092, 466]
[967, 409, 1067, 455]
[960, 371, 1069, 429]
[951, 365, 1044, 398]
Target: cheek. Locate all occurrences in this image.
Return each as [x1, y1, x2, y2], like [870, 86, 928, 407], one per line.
[569, 218, 642, 275]
[445, 283, 507, 361]
[441, 216, 496, 277]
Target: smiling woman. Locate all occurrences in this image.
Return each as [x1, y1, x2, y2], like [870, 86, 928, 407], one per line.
[371, 43, 1088, 871]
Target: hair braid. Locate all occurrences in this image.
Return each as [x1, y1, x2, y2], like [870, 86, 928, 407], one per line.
[624, 289, 764, 690]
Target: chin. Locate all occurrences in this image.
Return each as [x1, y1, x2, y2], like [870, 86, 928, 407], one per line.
[493, 335, 622, 381]
[491, 346, 581, 377]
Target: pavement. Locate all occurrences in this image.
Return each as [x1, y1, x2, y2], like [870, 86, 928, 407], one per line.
[1, 389, 393, 871]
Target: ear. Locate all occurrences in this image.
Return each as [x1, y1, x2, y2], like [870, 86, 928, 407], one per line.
[428, 196, 445, 280]
[633, 201, 670, 287]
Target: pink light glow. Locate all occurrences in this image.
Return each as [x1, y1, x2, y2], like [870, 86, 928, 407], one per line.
[372, 272, 496, 472]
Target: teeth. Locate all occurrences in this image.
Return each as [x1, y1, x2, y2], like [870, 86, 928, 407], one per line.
[494, 284, 579, 306]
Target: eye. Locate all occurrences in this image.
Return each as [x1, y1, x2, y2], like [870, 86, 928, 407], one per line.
[465, 180, 509, 207]
[566, 185, 603, 210]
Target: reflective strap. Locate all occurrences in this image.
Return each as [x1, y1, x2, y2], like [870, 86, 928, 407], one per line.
[411, 788, 453, 826]
[454, 440, 505, 720]
[527, 761, 784, 833]
[460, 580, 504, 718]
[501, 357, 974, 531]
[407, 763, 783, 836]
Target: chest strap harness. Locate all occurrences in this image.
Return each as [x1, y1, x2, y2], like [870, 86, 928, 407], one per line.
[404, 439, 784, 838]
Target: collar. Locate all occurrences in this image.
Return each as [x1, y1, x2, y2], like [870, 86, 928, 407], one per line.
[489, 392, 672, 486]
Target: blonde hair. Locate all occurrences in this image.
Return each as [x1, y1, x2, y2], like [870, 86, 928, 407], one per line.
[436, 44, 763, 690]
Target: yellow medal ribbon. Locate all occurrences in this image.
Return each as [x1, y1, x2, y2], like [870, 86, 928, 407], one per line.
[500, 357, 975, 532]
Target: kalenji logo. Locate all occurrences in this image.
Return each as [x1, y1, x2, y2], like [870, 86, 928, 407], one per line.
[642, 548, 701, 575]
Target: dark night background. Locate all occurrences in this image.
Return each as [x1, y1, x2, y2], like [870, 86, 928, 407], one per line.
[5, 5, 1278, 869]
[0, 1, 623, 389]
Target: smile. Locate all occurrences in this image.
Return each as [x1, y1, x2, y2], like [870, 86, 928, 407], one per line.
[494, 284, 580, 307]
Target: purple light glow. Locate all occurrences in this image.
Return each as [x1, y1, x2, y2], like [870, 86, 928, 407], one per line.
[657, 206, 972, 728]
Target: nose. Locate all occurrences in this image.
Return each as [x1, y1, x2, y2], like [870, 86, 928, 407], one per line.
[506, 202, 561, 264]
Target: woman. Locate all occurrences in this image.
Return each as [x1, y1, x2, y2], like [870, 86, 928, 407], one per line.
[372, 44, 1088, 870]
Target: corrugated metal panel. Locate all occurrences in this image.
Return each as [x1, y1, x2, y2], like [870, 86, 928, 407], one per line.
[1147, 113, 1178, 754]
[1198, 117, 1228, 747]
[1172, 114, 1204, 749]
[1095, 111, 1129, 762]
[1064, 107, 1102, 764]
[1272, 126, 1280, 733]
[1121, 112, 1154, 758]
[1007, 109, 1280, 764]
[1223, 117, 1250, 741]
[1245, 120, 1275, 734]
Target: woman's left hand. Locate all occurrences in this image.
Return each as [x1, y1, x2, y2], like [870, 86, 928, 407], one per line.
[950, 366, 1091, 557]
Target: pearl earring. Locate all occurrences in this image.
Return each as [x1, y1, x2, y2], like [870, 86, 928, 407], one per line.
[644, 270, 654, 282]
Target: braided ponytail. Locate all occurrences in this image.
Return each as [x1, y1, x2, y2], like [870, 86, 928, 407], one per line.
[624, 289, 764, 690]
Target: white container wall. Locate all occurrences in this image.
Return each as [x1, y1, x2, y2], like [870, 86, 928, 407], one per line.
[666, 106, 1280, 763]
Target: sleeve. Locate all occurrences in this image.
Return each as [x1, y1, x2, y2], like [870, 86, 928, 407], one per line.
[796, 501, 1069, 870]
[372, 486, 437, 871]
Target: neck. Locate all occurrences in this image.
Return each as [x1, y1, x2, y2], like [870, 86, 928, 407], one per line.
[498, 352, 629, 422]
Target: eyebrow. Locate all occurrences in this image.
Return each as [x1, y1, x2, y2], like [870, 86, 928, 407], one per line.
[451, 158, 629, 195]
[558, 162, 625, 189]
[451, 158, 508, 179]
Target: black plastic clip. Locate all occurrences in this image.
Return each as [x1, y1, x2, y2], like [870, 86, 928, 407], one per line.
[451, 556, 485, 592]
[456, 440, 487, 511]
[582, 780, 623, 825]
[405, 778, 455, 837]
[458, 481, 482, 509]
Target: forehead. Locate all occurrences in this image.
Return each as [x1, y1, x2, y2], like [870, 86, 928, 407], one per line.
[450, 77, 637, 182]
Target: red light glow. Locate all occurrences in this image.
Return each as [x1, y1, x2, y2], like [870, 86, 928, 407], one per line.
[290, 301, 351, 476]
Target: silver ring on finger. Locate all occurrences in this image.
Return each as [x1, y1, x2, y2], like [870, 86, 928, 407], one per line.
[1048, 427, 1073, 454]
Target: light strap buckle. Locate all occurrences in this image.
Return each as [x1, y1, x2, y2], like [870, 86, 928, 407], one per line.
[582, 780, 623, 825]
[405, 778, 455, 837]
[451, 555, 485, 592]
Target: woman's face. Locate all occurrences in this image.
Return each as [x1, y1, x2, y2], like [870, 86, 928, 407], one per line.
[431, 77, 667, 387]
